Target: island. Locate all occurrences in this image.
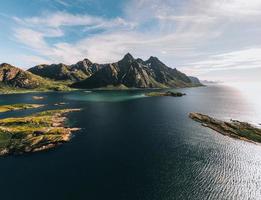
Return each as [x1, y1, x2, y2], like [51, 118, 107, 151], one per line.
[189, 112, 261, 143]
[0, 108, 81, 156]
[0, 104, 44, 113]
[146, 91, 186, 97]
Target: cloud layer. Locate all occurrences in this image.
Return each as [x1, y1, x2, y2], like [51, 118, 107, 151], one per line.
[8, 0, 261, 81]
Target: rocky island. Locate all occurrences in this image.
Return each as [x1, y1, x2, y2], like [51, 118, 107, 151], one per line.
[189, 112, 261, 143]
[0, 108, 81, 156]
[146, 91, 186, 97]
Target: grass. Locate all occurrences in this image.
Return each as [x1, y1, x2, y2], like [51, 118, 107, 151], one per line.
[0, 108, 81, 156]
[189, 113, 261, 144]
[0, 80, 75, 95]
[0, 104, 44, 113]
[146, 91, 185, 97]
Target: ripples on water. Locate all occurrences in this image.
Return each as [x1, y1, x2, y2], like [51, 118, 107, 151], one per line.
[0, 84, 260, 200]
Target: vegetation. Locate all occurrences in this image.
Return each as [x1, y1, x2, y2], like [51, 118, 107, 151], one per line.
[146, 91, 186, 97]
[0, 63, 74, 94]
[0, 109, 81, 156]
[189, 112, 261, 143]
[0, 104, 44, 113]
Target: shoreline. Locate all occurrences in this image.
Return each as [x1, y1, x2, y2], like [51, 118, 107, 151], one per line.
[189, 112, 261, 144]
[0, 84, 204, 95]
[0, 108, 81, 156]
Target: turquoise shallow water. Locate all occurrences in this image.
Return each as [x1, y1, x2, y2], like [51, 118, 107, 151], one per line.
[0, 85, 260, 200]
[65, 90, 148, 102]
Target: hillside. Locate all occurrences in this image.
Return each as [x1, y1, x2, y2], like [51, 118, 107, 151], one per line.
[0, 63, 70, 93]
[28, 59, 102, 81]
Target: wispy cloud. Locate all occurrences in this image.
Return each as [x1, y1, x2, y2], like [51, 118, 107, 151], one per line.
[14, 12, 136, 30]
[54, 0, 70, 7]
[8, 0, 261, 82]
[186, 48, 261, 72]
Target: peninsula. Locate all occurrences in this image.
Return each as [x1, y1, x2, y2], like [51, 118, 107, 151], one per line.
[0, 104, 44, 113]
[0, 108, 81, 156]
[189, 112, 261, 143]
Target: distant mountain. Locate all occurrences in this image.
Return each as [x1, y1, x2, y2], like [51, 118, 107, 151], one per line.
[188, 76, 201, 85]
[28, 59, 102, 81]
[72, 53, 202, 89]
[201, 80, 222, 85]
[0, 63, 69, 91]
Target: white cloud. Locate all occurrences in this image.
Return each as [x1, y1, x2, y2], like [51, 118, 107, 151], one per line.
[14, 12, 136, 30]
[10, 0, 261, 83]
[186, 48, 261, 72]
[14, 28, 48, 50]
[19, 55, 52, 67]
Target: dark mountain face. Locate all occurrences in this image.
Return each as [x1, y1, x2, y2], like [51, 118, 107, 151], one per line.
[26, 53, 201, 89]
[0, 63, 49, 89]
[144, 56, 192, 86]
[72, 53, 201, 89]
[188, 76, 202, 85]
[28, 59, 102, 82]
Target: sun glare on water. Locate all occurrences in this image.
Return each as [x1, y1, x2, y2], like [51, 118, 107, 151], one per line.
[223, 81, 261, 124]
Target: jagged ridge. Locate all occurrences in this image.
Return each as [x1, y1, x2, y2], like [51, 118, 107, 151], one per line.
[72, 53, 202, 89]
[28, 59, 102, 81]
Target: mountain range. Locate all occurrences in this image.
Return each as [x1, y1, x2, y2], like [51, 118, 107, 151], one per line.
[0, 53, 202, 92]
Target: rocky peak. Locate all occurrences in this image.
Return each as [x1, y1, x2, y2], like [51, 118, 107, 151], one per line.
[80, 58, 93, 66]
[146, 56, 161, 64]
[120, 53, 135, 63]
[0, 63, 13, 68]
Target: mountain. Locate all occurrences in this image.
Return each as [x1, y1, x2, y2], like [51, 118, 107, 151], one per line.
[0, 63, 48, 89]
[0, 63, 69, 91]
[201, 80, 222, 85]
[188, 76, 201, 85]
[28, 59, 102, 82]
[72, 53, 202, 89]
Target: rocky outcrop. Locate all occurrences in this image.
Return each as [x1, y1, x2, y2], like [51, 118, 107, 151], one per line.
[146, 91, 186, 97]
[189, 112, 261, 143]
[72, 53, 201, 89]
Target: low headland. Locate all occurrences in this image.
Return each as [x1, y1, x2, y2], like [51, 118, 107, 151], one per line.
[146, 91, 186, 97]
[189, 112, 261, 144]
[0, 108, 81, 156]
[0, 104, 44, 113]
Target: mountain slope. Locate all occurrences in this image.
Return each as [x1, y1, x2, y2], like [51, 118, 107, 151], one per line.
[28, 59, 102, 82]
[0, 63, 69, 92]
[72, 53, 201, 89]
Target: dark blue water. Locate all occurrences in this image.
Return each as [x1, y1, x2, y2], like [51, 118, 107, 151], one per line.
[0, 85, 261, 200]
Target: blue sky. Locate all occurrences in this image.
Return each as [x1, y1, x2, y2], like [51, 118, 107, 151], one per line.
[0, 0, 261, 82]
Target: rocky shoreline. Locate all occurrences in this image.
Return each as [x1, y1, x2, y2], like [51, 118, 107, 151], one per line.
[0, 104, 44, 113]
[146, 91, 186, 97]
[0, 108, 81, 156]
[189, 112, 261, 144]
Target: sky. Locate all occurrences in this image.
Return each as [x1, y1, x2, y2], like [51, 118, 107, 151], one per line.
[0, 0, 261, 82]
